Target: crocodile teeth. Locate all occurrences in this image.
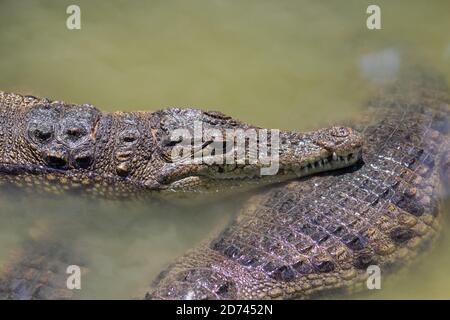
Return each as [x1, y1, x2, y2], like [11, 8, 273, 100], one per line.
[333, 152, 338, 161]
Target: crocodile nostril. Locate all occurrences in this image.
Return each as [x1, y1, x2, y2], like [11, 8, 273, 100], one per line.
[74, 155, 92, 169]
[45, 155, 67, 168]
[43, 146, 68, 169]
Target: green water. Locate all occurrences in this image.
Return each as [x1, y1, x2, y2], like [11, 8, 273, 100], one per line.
[0, 0, 449, 299]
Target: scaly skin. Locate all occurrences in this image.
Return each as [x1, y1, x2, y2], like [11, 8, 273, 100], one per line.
[147, 69, 450, 299]
[0, 92, 362, 196]
[0, 90, 362, 300]
[0, 69, 448, 300]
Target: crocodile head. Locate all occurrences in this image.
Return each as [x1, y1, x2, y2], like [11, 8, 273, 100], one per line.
[1, 95, 363, 194]
[143, 108, 363, 192]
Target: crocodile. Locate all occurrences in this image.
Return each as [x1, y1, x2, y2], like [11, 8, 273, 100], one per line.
[0, 91, 362, 196]
[146, 69, 450, 299]
[0, 67, 449, 300]
[0, 86, 362, 299]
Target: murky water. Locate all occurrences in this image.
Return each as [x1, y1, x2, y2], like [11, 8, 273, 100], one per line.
[0, 0, 449, 298]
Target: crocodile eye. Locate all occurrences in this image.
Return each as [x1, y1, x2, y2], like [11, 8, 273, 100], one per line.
[119, 129, 140, 145]
[27, 105, 58, 145]
[57, 106, 99, 148]
[34, 127, 52, 141]
[123, 135, 136, 143]
[66, 127, 83, 138]
[28, 123, 54, 144]
[63, 125, 88, 143]
[162, 135, 182, 147]
[58, 119, 91, 148]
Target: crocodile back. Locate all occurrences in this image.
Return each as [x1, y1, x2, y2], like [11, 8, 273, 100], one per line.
[147, 70, 450, 299]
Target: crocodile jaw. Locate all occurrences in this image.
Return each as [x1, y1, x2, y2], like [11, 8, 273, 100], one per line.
[155, 127, 364, 192]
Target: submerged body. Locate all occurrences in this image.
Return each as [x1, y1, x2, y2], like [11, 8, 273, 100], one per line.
[0, 236, 81, 300]
[148, 70, 450, 299]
